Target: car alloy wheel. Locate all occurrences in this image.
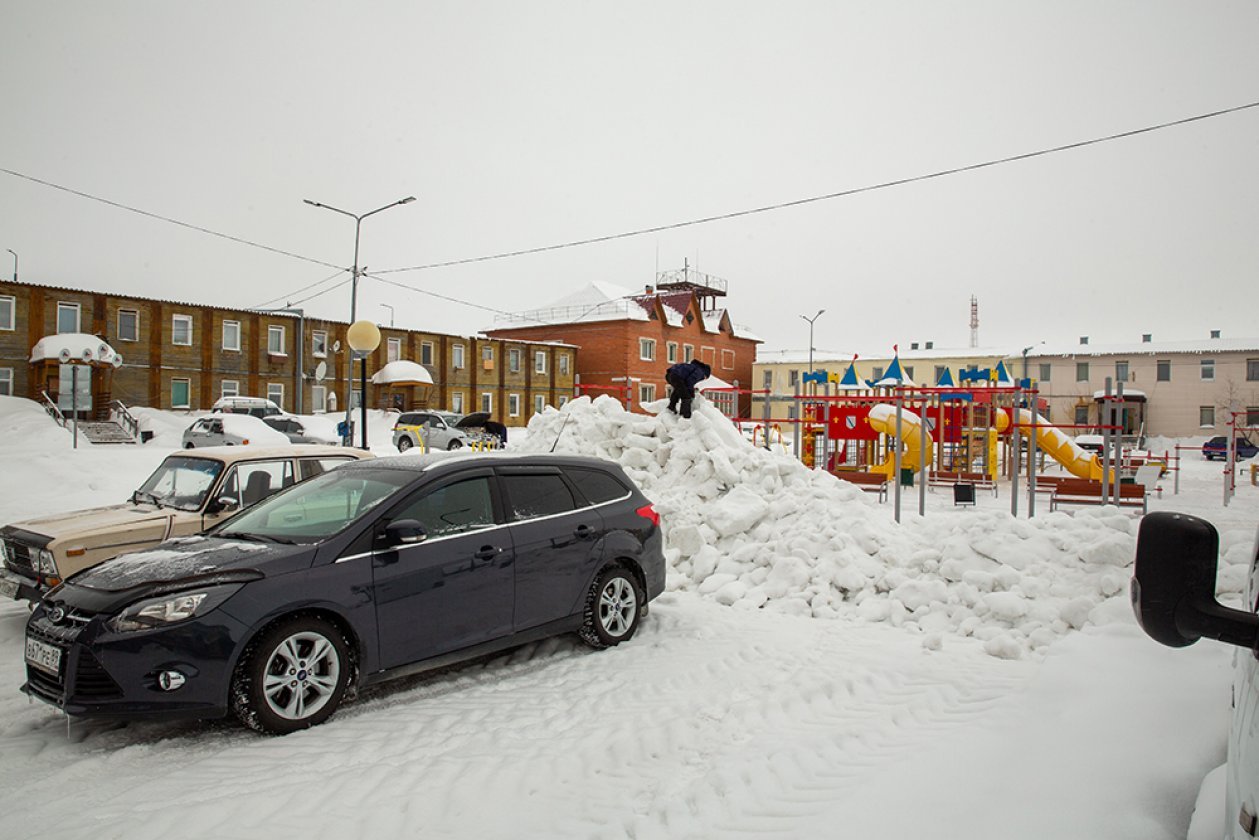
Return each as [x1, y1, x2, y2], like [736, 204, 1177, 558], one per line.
[579, 565, 642, 649]
[233, 616, 350, 734]
[398, 437, 413, 453]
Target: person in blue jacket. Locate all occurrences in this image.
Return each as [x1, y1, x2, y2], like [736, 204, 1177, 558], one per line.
[665, 359, 711, 418]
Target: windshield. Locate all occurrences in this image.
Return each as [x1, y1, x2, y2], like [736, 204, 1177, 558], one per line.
[135, 456, 225, 512]
[210, 468, 414, 543]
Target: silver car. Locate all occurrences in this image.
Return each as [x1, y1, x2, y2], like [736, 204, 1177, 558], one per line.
[392, 411, 469, 452]
[183, 414, 289, 448]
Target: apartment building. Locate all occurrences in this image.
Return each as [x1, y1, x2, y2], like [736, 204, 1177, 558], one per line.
[0, 280, 576, 426]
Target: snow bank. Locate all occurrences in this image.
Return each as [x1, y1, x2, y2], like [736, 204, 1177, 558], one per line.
[519, 395, 1247, 656]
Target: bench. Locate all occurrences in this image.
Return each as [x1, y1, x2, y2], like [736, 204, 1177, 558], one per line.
[928, 470, 998, 497]
[1049, 478, 1147, 514]
[836, 471, 888, 502]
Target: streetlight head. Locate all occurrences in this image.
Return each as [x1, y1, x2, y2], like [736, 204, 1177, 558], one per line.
[303, 199, 321, 207]
[399, 196, 416, 205]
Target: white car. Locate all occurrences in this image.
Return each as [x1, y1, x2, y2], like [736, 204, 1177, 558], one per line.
[1131, 512, 1258, 839]
[183, 413, 290, 448]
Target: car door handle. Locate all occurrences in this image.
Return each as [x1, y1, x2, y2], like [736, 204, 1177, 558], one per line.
[473, 545, 501, 563]
[574, 524, 594, 539]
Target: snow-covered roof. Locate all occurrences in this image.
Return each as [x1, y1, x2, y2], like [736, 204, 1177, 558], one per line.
[29, 333, 122, 365]
[696, 375, 734, 391]
[731, 323, 763, 342]
[1039, 337, 1259, 357]
[1092, 388, 1147, 399]
[757, 346, 1020, 365]
[370, 360, 435, 386]
[494, 281, 651, 327]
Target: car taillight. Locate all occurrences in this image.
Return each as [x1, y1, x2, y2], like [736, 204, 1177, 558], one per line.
[636, 504, 660, 528]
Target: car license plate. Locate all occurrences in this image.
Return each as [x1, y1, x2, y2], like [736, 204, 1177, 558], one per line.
[25, 636, 62, 676]
[0, 575, 18, 600]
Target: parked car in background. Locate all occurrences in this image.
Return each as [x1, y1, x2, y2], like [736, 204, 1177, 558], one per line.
[22, 453, 664, 734]
[261, 415, 339, 445]
[0, 445, 372, 603]
[184, 414, 289, 448]
[211, 396, 284, 418]
[392, 411, 500, 452]
[1130, 512, 1258, 840]
[1202, 436, 1259, 461]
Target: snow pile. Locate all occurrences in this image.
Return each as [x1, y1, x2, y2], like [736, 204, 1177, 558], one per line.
[521, 395, 1245, 657]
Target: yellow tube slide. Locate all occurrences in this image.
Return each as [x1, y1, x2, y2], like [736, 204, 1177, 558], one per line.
[996, 408, 1103, 481]
[867, 404, 934, 477]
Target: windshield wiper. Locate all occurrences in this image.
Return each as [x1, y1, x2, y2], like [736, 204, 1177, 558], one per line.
[218, 531, 297, 545]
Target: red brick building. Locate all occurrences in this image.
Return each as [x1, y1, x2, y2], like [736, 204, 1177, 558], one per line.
[485, 267, 762, 416]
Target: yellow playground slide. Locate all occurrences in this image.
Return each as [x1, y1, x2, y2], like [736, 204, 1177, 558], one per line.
[867, 403, 934, 477]
[996, 408, 1104, 481]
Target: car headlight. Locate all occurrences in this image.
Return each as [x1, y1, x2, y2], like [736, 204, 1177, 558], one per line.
[0, 541, 10, 564]
[36, 549, 58, 576]
[108, 584, 242, 633]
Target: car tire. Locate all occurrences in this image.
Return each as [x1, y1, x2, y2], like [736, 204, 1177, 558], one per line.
[578, 565, 642, 650]
[447, 440, 463, 450]
[397, 437, 413, 453]
[231, 616, 351, 735]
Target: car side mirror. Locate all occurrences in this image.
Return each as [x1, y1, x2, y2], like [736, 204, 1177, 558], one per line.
[383, 519, 427, 547]
[206, 496, 240, 515]
[1131, 511, 1259, 650]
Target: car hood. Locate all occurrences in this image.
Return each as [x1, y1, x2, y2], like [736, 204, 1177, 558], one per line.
[455, 412, 491, 429]
[1, 502, 174, 546]
[53, 536, 309, 612]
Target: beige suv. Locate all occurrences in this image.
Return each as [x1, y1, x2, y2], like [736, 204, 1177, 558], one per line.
[0, 444, 372, 603]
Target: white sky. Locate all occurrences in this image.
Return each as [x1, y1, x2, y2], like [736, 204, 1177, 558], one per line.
[2, 1, 1257, 353]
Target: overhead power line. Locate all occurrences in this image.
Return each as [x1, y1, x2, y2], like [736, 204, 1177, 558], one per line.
[373, 99, 1259, 275]
[250, 268, 350, 310]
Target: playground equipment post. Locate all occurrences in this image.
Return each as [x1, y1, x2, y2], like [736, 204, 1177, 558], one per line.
[893, 396, 903, 523]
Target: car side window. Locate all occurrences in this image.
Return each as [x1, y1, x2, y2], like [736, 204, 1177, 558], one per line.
[390, 477, 495, 537]
[222, 460, 296, 507]
[299, 456, 357, 481]
[565, 468, 629, 506]
[501, 473, 577, 520]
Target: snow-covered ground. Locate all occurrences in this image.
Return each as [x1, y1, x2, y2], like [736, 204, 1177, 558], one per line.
[0, 394, 1254, 839]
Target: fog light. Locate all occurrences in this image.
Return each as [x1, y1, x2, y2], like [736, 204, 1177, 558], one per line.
[157, 670, 186, 691]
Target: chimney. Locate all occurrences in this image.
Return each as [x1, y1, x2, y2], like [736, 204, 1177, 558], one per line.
[1210, 329, 1221, 339]
[644, 285, 654, 295]
[1080, 336, 1089, 345]
[1142, 334, 1152, 343]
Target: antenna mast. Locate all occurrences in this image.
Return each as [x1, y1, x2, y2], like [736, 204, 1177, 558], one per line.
[969, 295, 979, 348]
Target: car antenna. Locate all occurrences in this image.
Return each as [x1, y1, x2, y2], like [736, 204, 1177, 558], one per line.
[549, 412, 572, 453]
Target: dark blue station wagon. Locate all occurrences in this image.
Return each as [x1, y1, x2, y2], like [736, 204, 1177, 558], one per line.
[23, 453, 664, 734]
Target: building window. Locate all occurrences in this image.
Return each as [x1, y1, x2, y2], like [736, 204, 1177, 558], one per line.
[1157, 360, 1171, 382]
[1074, 405, 1089, 426]
[351, 389, 362, 409]
[1038, 363, 1051, 382]
[117, 309, 139, 342]
[268, 325, 286, 355]
[683, 344, 694, 363]
[933, 365, 946, 384]
[451, 392, 464, 413]
[667, 342, 678, 364]
[508, 393, 521, 417]
[481, 392, 493, 414]
[0, 295, 14, 330]
[508, 348, 522, 372]
[481, 344, 493, 362]
[762, 370, 773, 388]
[535, 351, 547, 374]
[171, 378, 191, 408]
[638, 338, 656, 362]
[1115, 361, 1129, 382]
[417, 341, 433, 365]
[222, 320, 241, 352]
[640, 383, 656, 403]
[788, 370, 799, 387]
[311, 386, 327, 413]
[388, 337, 402, 364]
[721, 349, 735, 370]
[312, 330, 328, 358]
[452, 344, 465, 369]
[267, 383, 284, 409]
[558, 395, 570, 407]
[1247, 359, 1259, 382]
[534, 394, 546, 415]
[558, 353, 569, 375]
[788, 403, 798, 420]
[904, 366, 914, 381]
[1076, 362, 1089, 382]
[172, 314, 193, 346]
[1201, 359, 1215, 381]
[872, 366, 885, 380]
[0, 368, 11, 396]
[221, 380, 240, 399]
[701, 347, 716, 366]
[1247, 406, 1259, 427]
[1199, 406, 1215, 427]
[57, 302, 81, 334]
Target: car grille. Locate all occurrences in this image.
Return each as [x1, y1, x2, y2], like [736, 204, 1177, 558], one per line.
[74, 650, 123, 699]
[25, 612, 122, 701]
[2, 539, 36, 578]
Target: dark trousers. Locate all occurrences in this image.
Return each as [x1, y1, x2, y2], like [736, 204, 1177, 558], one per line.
[666, 372, 696, 418]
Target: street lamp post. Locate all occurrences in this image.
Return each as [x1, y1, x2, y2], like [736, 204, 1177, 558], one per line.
[347, 320, 382, 449]
[800, 310, 825, 375]
[303, 196, 414, 445]
[6, 249, 16, 283]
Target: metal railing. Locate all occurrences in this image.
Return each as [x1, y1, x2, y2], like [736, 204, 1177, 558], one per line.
[494, 298, 639, 326]
[39, 391, 67, 428]
[655, 266, 728, 294]
[109, 400, 141, 440]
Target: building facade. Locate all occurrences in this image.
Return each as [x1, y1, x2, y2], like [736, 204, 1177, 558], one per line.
[485, 267, 762, 417]
[0, 280, 577, 427]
